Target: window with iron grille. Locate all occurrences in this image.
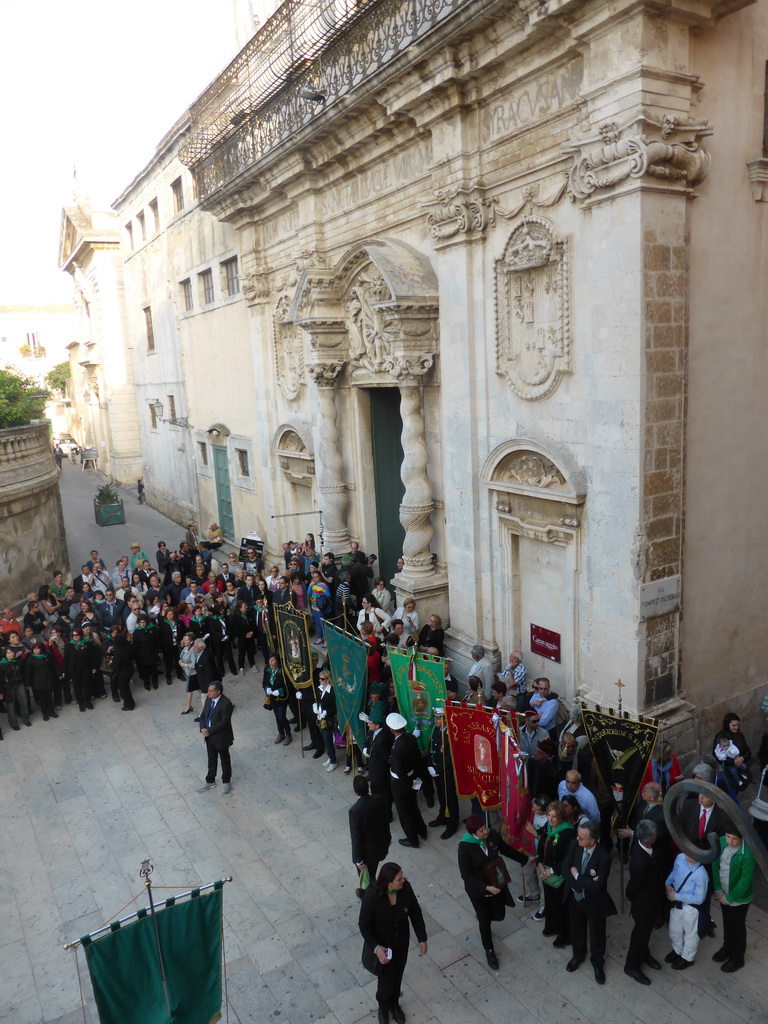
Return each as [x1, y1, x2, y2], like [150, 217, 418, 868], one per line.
[198, 441, 208, 466]
[144, 307, 155, 351]
[199, 269, 214, 305]
[181, 279, 193, 311]
[235, 448, 249, 476]
[136, 211, 145, 241]
[171, 177, 184, 214]
[150, 404, 158, 429]
[149, 198, 159, 232]
[167, 395, 177, 423]
[223, 257, 239, 296]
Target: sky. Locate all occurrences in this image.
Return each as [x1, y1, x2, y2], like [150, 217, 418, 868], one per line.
[0, 1, 242, 305]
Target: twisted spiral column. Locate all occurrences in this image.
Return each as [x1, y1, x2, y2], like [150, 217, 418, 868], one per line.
[397, 381, 435, 578]
[308, 363, 349, 551]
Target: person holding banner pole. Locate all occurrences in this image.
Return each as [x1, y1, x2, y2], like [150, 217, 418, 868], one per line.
[314, 670, 338, 771]
[388, 712, 427, 848]
[426, 707, 458, 839]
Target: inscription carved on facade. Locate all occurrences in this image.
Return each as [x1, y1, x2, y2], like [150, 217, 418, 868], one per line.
[565, 115, 712, 201]
[495, 215, 571, 400]
[273, 293, 305, 400]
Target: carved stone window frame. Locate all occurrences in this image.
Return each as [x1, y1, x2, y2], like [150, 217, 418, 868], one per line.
[273, 423, 315, 487]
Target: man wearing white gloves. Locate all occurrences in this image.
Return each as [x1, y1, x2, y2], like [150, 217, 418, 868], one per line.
[313, 669, 338, 771]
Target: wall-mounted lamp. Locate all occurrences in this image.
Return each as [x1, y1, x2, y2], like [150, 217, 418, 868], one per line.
[300, 87, 326, 104]
[150, 399, 164, 419]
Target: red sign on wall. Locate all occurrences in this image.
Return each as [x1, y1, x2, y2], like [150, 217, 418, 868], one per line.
[530, 624, 561, 663]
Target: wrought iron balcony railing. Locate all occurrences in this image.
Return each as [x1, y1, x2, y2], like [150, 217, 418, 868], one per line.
[181, 0, 476, 202]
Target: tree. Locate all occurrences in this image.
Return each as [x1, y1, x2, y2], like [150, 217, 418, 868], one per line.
[0, 368, 48, 429]
[45, 361, 71, 392]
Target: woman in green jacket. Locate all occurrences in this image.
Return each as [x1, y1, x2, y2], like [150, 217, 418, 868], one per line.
[712, 825, 756, 973]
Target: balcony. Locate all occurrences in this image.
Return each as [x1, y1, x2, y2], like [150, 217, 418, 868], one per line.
[180, 0, 476, 202]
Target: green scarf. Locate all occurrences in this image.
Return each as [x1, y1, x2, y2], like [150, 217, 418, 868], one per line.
[461, 832, 488, 849]
[70, 637, 89, 648]
[546, 821, 573, 841]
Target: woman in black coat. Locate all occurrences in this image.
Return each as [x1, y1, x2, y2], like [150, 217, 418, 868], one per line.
[359, 862, 428, 1024]
[108, 626, 135, 711]
[232, 601, 256, 672]
[159, 608, 183, 685]
[536, 800, 576, 948]
[64, 627, 99, 711]
[24, 641, 57, 720]
[131, 614, 160, 690]
[458, 813, 529, 969]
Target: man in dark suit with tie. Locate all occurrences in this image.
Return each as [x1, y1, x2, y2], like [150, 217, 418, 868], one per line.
[237, 574, 259, 608]
[198, 682, 234, 795]
[623, 819, 665, 984]
[364, 702, 394, 819]
[680, 790, 728, 938]
[561, 819, 617, 984]
[349, 775, 391, 887]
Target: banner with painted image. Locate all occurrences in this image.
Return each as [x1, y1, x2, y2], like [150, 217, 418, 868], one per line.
[324, 621, 368, 750]
[581, 704, 659, 829]
[444, 701, 501, 810]
[275, 605, 313, 689]
[499, 724, 536, 856]
[389, 647, 447, 753]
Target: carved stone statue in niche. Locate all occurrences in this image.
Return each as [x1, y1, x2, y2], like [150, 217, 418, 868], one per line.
[495, 215, 571, 401]
[345, 264, 394, 376]
[273, 293, 304, 400]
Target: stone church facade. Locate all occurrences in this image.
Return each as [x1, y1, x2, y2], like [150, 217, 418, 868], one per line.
[109, 0, 768, 748]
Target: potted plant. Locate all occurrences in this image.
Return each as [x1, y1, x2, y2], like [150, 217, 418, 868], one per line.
[94, 482, 126, 527]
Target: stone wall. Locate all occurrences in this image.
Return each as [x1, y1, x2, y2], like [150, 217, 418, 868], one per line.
[0, 422, 69, 606]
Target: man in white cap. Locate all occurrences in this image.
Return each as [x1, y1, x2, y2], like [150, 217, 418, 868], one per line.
[387, 712, 427, 848]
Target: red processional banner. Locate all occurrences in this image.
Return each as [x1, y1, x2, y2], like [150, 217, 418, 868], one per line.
[499, 724, 536, 856]
[444, 701, 502, 810]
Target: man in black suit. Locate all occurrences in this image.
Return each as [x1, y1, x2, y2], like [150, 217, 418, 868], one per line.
[388, 712, 427, 848]
[617, 781, 671, 872]
[561, 819, 617, 984]
[198, 682, 234, 794]
[237, 574, 259, 608]
[680, 791, 728, 938]
[623, 819, 665, 984]
[192, 639, 218, 722]
[364, 702, 394, 819]
[349, 775, 391, 885]
[426, 707, 459, 838]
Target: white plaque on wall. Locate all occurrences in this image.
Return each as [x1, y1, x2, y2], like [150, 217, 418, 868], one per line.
[639, 575, 681, 621]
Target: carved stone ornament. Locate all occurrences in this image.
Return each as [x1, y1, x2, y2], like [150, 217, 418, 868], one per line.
[503, 453, 566, 490]
[565, 115, 712, 202]
[306, 362, 343, 387]
[421, 182, 497, 242]
[495, 215, 571, 400]
[241, 271, 271, 303]
[274, 427, 315, 486]
[272, 293, 305, 400]
[346, 266, 395, 376]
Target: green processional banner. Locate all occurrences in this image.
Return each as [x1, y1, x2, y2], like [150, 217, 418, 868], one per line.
[275, 605, 313, 689]
[83, 885, 223, 1024]
[389, 648, 447, 753]
[324, 621, 368, 750]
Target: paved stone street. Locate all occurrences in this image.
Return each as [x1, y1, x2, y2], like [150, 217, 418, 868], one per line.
[1, 464, 766, 1024]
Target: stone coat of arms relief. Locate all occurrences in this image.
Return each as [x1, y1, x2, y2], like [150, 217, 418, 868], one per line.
[272, 293, 305, 400]
[345, 265, 394, 377]
[495, 214, 571, 401]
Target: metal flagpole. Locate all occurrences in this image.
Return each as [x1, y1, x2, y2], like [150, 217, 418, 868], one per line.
[140, 860, 173, 1021]
[270, 509, 324, 555]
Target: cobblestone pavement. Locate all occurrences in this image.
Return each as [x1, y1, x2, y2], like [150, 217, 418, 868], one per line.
[1, 466, 766, 1023]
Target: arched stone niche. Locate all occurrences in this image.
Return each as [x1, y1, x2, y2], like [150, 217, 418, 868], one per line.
[273, 423, 315, 486]
[481, 439, 586, 697]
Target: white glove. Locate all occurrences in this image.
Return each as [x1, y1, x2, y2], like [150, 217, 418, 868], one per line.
[266, 688, 275, 696]
[358, 711, 370, 723]
[362, 748, 369, 758]
[412, 728, 420, 738]
[312, 703, 320, 714]
[427, 766, 438, 777]
[412, 778, 423, 791]
[318, 710, 327, 720]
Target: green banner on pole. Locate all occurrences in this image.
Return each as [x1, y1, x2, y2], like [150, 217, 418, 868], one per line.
[389, 648, 447, 753]
[275, 604, 314, 689]
[83, 886, 223, 1024]
[324, 621, 368, 750]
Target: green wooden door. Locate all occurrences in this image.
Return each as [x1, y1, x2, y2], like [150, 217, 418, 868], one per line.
[369, 388, 405, 582]
[212, 445, 234, 540]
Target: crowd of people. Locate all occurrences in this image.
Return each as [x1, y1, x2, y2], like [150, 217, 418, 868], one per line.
[1, 526, 764, 1024]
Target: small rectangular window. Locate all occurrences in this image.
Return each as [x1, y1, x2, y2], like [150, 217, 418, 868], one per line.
[223, 257, 239, 296]
[198, 441, 208, 466]
[199, 269, 214, 305]
[144, 307, 155, 351]
[171, 177, 184, 214]
[149, 198, 159, 232]
[126, 222, 134, 249]
[181, 279, 193, 312]
[167, 395, 176, 423]
[235, 448, 249, 476]
[136, 211, 145, 241]
[150, 404, 158, 429]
